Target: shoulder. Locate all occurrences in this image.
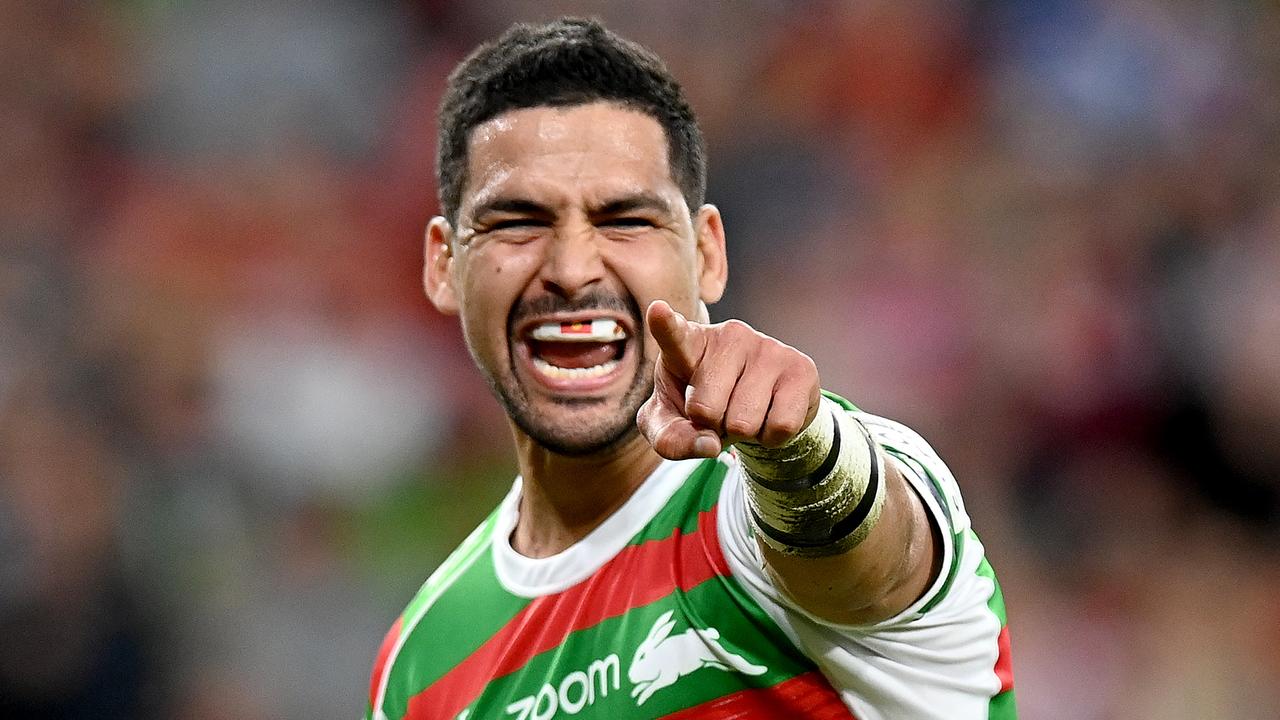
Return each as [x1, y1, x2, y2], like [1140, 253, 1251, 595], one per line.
[366, 508, 504, 715]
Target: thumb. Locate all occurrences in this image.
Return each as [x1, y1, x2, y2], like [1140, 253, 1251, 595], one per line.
[645, 300, 706, 382]
[636, 368, 723, 460]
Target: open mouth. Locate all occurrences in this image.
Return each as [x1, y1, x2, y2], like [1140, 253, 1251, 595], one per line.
[522, 318, 630, 383]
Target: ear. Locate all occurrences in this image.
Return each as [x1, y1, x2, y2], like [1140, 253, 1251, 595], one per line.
[693, 204, 728, 307]
[424, 216, 459, 315]
[647, 610, 677, 646]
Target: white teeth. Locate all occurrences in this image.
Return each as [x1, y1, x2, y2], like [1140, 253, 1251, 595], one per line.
[529, 318, 627, 342]
[532, 357, 620, 379]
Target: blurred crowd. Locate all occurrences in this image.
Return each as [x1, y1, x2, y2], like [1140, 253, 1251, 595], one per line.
[2, 1, 1277, 718]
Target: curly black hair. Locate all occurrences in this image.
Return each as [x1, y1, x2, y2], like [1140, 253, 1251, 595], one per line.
[436, 18, 706, 224]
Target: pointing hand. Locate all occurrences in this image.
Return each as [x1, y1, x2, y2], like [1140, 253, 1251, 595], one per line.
[636, 300, 821, 460]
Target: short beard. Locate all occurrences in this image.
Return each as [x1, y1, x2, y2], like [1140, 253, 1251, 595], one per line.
[479, 290, 650, 457]
[505, 372, 652, 457]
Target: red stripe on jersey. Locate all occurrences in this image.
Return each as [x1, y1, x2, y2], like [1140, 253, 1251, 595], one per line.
[404, 506, 730, 719]
[657, 670, 856, 720]
[369, 616, 404, 708]
[994, 625, 1014, 693]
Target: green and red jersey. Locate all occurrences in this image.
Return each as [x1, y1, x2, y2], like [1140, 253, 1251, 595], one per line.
[367, 399, 1016, 719]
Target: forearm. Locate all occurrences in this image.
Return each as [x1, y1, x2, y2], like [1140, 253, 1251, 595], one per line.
[737, 397, 939, 624]
[736, 400, 886, 556]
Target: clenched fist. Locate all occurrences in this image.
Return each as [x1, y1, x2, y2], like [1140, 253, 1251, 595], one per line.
[637, 300, 822, 460]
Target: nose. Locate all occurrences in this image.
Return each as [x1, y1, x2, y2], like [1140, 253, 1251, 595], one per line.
[538, 222, 606, 299]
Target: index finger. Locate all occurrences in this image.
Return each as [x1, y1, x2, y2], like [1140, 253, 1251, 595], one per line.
[645, 300, 706, 382]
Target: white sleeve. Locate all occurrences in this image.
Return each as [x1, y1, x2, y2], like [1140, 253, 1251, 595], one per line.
[717, 411, 1005, 720]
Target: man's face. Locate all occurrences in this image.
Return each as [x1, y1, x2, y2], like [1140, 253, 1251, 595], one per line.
[428, 102, 725, 456]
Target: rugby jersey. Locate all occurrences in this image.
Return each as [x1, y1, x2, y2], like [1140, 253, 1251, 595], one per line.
[366, 396, 1015, 719]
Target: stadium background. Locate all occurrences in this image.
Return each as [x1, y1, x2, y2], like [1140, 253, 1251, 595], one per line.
[3, 1, 1279, 718]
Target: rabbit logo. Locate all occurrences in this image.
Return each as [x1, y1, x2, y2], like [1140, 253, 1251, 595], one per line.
[627, 609, 768, 706]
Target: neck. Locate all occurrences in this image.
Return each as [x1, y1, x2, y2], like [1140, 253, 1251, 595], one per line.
[509, 427, 664, 559]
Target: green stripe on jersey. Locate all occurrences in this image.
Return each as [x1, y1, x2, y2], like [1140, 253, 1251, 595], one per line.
[989, 687, 1017, 720]
[385, 552, 530, 717]
[381, 457, 813, 719]
[974, 551, 1006, 626]
[821, 390, 861, 413]
[380, 511, 519, 719]
[400, 510, 500, 628]
[461, 576, 818, 718]
[627, 459, 728, 545]
[975, 534, 1016, 719]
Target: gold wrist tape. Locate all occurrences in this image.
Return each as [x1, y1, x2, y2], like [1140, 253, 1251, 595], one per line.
[738, 400, 886, 557]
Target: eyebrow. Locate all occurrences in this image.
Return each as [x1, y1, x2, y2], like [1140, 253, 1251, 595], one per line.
[467, 193, 675, 223]
[592, 193, 673, 217]
[468, 198, 555, 222]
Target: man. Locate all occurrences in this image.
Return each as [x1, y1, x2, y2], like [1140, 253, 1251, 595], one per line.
[366, 18, 1014, 720]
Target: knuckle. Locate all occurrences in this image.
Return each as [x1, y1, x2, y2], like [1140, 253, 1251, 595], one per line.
[685, 399, 721, 425]
[724, 416, 758, 438]
[798, 350, 818, 375]
[772, 341, 814, 369]
[774, 347, 819, 388]
[657, 431, 696, 460]
[649, 424, 677, 456]
[779, 417, 806, 436]
[720, 320, 757, 344]
[773, 416, 806, 439]
[758, 427, 792, 448]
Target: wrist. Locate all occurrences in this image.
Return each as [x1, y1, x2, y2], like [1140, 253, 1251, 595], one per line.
[735, 401, 837, 487]
[738, 398, 886, 557]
